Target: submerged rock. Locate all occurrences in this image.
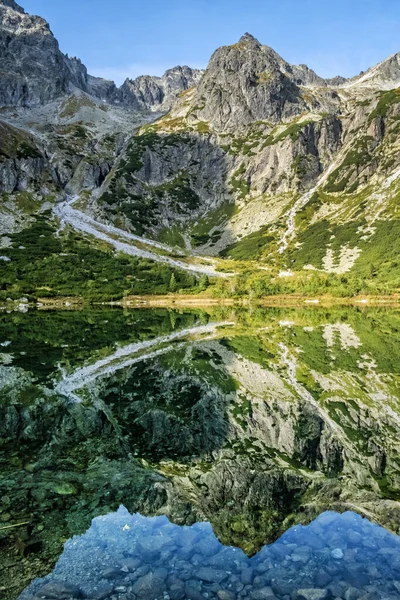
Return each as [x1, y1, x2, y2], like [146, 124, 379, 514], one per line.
[36, 581, 82, 599]
[18, 507, 400, 600]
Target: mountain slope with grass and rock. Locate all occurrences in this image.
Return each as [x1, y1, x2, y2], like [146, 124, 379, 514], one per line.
[1, 0, 400, 300]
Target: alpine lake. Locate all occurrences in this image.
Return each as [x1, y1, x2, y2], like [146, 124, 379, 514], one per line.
[1, 305, 400, 600]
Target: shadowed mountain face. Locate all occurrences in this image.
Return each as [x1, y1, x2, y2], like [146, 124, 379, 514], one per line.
[1, 307, 400, 597]
[0, 0, 110, 107]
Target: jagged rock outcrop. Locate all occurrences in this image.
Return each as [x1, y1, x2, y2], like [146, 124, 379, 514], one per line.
[345, 51, 400, 89]
[91, 131, 230, 236]
[0, 0, 202, 111]
[0, 0, 119, 107]
[0, 120, 55, 193]
[118, 65, 204, 111]
[183, 33, 341, 131]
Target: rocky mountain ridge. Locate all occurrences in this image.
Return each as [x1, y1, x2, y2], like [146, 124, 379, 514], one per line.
[86, 31, 400, 292]
[118, 65, 204, 112]
[0, 0, 202, 110]
[1, 0, 400, 296]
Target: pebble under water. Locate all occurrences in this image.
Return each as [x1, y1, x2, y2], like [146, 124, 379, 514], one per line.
[19, 508, 400, 600]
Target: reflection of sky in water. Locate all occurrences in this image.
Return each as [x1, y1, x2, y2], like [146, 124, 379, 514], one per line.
[20, 508, 400, 600]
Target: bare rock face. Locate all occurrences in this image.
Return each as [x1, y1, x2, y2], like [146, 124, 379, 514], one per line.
[0, 0, 117, 107]
[0, 0, 77, 106]
[118, 65, 204, 111]
[0, 0, 202, 111]
[0, 0, 24, 10]
[345, 51, 400, 89]
[0, 120, 55, 194]
[188, 34, 340, 130]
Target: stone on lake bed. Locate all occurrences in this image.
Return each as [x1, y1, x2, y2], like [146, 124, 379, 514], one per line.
[137, 534, 171, 559]
[195, 567, 228, 583]
[250, 587, 277, 599]
[296, 590, 330, 600]
[132, 571, 166, 598]
[19, 508, 400, 600]
[36, 582, 82, 598]
[100, 567, 123, 580]
[331, 548, 344, 560]
[217, 591, 237, 600]
[82, 582, 113, 600]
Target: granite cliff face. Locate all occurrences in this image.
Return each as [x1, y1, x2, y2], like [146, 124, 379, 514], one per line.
[0, 0, 201, 110]
[118, 65, 204, 111]
[184, 33, 340, 131]
[0, 0, 117, 107]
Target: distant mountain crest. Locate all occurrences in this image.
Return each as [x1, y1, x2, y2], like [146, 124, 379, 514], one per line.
[1, 0, 400, 116]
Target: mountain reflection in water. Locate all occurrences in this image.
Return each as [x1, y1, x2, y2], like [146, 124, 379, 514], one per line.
[1, 306, 400, 598]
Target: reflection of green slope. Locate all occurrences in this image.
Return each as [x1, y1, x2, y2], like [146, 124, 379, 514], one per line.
[220, 336, 275, 368]
[0, 308, 209, 383]
[158, 345, 238, 393]
[290, 309, 400, 374]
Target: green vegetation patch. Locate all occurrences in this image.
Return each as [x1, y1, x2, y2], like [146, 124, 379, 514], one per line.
[221, 336, 274, 369]
[261, 120, 316, 149]
[368, 88, 400, 123]
[152, 173, 200, 211]
[220, 225, 275, 260]
[230, 164, 249, 199]
[158, 225, 186, 249]
[99, 131, 200, 235]
[351, 219, 400, 289]
[294, 192, 322, 228]
[0, 215, 202, 301]
[0, 121, 42, 161]
[286, 217, 400, 293]
[190, 202, 237, 248]
[324, 136, 375, 193]
[59, 95, 101, 119]
[288, 220, 363, 270]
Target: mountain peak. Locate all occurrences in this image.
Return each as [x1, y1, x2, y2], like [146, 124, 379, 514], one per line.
[0, 0, 25, 12]
[238, 32, 260, 45]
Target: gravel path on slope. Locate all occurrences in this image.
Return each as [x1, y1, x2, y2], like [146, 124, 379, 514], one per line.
[54, 200, 230, 278]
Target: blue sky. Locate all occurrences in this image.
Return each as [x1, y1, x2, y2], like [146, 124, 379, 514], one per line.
[22, 0, 400, 85]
